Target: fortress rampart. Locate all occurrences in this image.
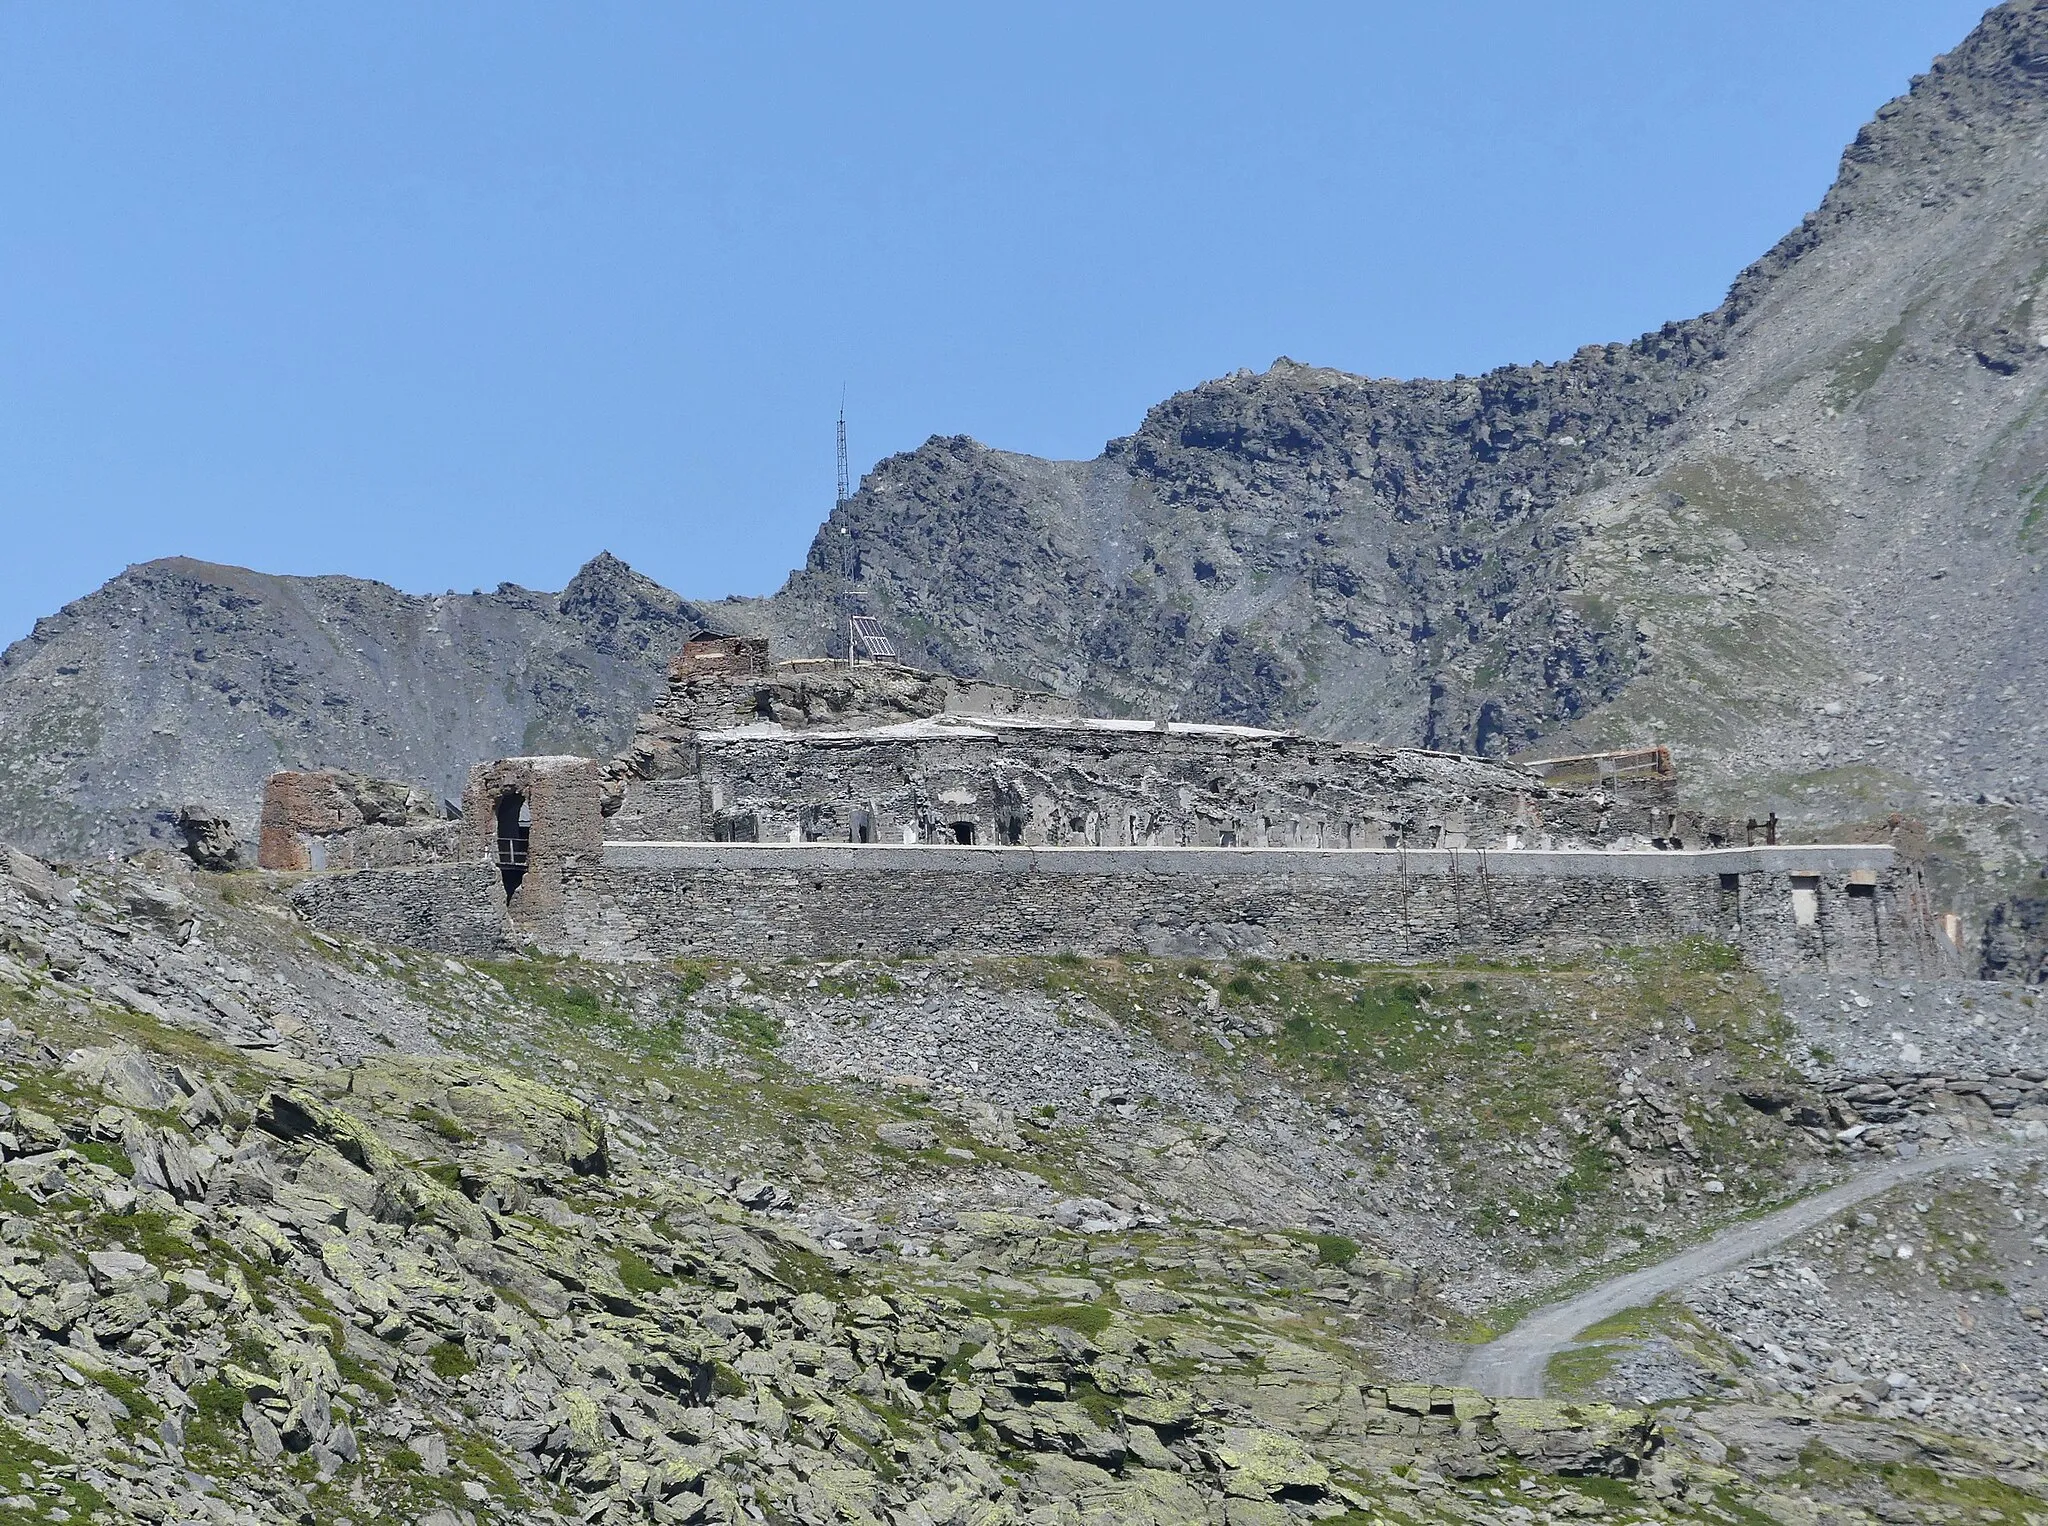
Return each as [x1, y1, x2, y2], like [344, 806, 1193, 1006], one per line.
[604, 640, 1722, 854]
[290, 840, 1945, 975]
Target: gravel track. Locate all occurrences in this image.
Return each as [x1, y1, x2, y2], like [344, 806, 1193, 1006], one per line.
[1460, 1145, 2013, 1398]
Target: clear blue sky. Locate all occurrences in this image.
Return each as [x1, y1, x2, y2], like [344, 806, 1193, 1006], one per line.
[0, 2, 1994, 645]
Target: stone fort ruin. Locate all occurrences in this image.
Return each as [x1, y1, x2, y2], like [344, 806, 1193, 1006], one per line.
[280, 635, 1947, 974]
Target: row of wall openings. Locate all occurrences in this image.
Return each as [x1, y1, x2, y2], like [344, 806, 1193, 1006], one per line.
[1786, 871, 1878, 928]
[744, 802, 1501, 851]
[1722, 871, 1876, 902]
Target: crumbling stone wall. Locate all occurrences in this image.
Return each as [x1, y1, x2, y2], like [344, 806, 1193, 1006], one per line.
[256, 769, 456, 872]
[460, 755, 608, 935]
[598, 654, 1735, 852]
[289, 864, 509, 955]
[1735, 864, 1956, 979]
[606, 718, 1733, 854]
[673, 633, 772, 678]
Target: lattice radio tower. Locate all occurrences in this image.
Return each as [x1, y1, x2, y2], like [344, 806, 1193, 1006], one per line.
[834, 396, 896, 667]
[835, 396, 851, 512]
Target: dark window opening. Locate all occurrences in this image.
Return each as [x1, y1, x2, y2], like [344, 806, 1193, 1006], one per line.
[853, 809, 877, 844]
[495, 793, 530, 898]
[1719, 872, 1741, 892]
[950, 821, 977, 845]
[713, 812, 759, 843]
[1219, 829, 1237, 848]
[1847, 882, 1877, 899]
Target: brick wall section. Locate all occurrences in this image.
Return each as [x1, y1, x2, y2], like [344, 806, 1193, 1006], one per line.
[257, 770, 457, 871]
[673, 635, 772, 679]
[289, 842, 1939, 976]
[258, 772, 359, 870]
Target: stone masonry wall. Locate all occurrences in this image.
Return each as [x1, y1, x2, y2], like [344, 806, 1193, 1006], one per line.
[290, 843, 1935, 976]
[290, 864, 509, 956]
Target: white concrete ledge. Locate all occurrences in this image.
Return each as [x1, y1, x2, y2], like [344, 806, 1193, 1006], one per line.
[597, 841, 1895, 880]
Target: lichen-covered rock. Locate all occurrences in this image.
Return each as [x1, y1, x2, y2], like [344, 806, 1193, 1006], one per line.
[1212, 1426, 1330, 1499]
[1491, 1398, 1660, 1475]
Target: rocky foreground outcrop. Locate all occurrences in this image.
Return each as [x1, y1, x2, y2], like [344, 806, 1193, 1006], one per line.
[1, 840, 2047, 1523]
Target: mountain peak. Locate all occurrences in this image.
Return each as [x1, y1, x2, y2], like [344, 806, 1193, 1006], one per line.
[557, 552, 700, 655]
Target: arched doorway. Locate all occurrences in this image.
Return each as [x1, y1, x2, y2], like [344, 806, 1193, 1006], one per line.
[495, 793, 531, 897]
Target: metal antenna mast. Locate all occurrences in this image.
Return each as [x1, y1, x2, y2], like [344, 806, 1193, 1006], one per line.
[835, 394, 851, 512]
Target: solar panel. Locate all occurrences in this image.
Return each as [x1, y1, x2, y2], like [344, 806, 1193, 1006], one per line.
[848, 614, 898, 662]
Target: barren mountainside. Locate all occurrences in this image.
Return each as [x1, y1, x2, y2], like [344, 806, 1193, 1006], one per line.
[9, 10, 2048, 1522]
[1, 832, 2047, 1525]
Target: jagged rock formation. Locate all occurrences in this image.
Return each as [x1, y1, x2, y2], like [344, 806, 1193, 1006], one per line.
[0, 554, 707, 860]
[1983, 873, 2048, 983]
[760, 349, 1705, 754]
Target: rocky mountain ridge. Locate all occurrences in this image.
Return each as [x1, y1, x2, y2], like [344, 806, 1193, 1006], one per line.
[0, 554, 708, 862]
[4, 3, 2047, 963]
[760, 0, 2048, 804]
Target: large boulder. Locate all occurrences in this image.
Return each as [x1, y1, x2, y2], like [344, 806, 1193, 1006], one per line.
[178, 803, 244, 870]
